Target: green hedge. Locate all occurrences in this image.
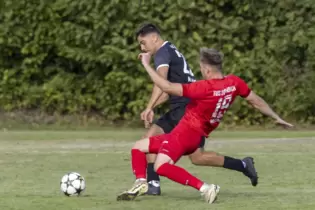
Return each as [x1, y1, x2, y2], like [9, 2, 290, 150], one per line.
[0, 0, 314, 125]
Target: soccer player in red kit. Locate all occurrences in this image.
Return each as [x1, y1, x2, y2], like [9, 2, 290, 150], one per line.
[117, 48, 293, 204]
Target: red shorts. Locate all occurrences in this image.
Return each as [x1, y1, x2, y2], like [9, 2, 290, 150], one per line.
[149, 125, 202, 163]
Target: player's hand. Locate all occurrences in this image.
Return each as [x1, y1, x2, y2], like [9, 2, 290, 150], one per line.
[138, 53, 151, 66]
[140, 109, 154, 128]
[275, 118, 294, 129]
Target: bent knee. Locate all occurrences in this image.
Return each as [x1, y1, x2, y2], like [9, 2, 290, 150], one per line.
[153, 162, 162, 172]
[132, 140, 141, 149]
[154, 160, 172, 173]
[154, 157, 174, 173]
[132, 139, 148, 152]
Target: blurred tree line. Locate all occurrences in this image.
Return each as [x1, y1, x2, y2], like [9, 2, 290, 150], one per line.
[0, 0, 314, 126]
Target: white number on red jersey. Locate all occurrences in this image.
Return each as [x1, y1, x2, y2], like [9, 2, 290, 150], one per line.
[210, 94, 232, 124]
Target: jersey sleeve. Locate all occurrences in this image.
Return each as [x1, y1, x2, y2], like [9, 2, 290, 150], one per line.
[154, 47, 171, 70]
[234, 76, 251, 98]
[182, 80, 210, 99]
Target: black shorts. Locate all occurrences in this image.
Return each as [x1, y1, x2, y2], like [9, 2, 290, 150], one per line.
[154, 106, 205, 148]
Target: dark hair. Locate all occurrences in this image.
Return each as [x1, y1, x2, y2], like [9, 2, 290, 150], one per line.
[135, 23, 161, 38]
[200, 48, 223, 70]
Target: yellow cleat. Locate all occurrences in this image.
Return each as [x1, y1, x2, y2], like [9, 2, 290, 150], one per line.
[117, 180, 148, 201]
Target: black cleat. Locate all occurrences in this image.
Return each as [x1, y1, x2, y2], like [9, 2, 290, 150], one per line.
[242, 157, 258, 186]
[146, 181, 161, 195]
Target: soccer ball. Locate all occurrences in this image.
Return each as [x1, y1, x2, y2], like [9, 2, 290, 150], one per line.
[60, 172, 86, 196]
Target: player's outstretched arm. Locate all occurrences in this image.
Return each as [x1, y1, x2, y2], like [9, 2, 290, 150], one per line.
[139, 53, 183, 96]
[141, 70, 169, 125]
[146, 65, 170, 109]
[144, 64, 183, 96]
[245, 91, 293, 128]
[146, 85, 164, 110]
[153, 92, 169, 108]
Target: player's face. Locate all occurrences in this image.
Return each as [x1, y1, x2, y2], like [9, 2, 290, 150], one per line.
[137, 34, 157, 55]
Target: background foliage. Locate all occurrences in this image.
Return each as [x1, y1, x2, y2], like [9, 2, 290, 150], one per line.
[0, 0, 314, 126]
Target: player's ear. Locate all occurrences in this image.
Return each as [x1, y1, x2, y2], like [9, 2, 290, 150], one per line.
[152, 33, 159, 42]
[205, 65, 212, 74]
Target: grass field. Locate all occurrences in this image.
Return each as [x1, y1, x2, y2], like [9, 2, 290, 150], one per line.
[0, 129, 315, 210]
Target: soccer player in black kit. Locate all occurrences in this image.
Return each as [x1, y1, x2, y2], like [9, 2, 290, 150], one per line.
[135, 23, 258, 195]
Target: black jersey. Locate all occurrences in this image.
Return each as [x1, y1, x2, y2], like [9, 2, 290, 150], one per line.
[154, 41, 196, 108]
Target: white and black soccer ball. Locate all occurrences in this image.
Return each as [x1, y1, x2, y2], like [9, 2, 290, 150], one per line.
[60, 172, 86, 196]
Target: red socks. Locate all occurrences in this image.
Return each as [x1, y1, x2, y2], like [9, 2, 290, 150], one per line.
[131, 149, 203, 191]
[131, 149, 147, 179]
[157, 163, 204, 190]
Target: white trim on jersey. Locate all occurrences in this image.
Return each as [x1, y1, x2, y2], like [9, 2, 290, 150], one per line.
[156, 64, 170, 71]
[162, 41, 169, 47]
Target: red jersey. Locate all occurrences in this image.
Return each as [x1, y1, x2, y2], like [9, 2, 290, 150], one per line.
[180, 74, 251, 137]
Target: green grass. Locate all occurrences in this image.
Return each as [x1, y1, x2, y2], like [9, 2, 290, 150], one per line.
[0, 129, 314, 141]
[0, 130, 314, 210]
